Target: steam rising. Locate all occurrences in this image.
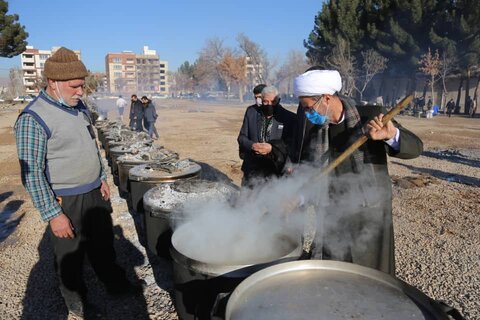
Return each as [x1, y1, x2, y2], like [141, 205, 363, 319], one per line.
[172, 163, 388, 266]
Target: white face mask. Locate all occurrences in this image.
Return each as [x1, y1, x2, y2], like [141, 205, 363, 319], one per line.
[54, 81, 69, 106]
[255, 97, 262, 106]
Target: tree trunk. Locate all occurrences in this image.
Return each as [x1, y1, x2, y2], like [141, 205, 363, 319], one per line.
[455, 77, 463, 114]
[464, 69, 471, 114]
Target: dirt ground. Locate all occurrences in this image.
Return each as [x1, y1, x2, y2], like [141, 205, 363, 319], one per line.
[0, 99, 479, 319]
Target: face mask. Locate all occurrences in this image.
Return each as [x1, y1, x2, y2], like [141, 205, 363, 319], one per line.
[262, 104, 274, 117]
[305, 109, 328, 125]
[255, 97, 262, 106]
[54, 81, 69, 106]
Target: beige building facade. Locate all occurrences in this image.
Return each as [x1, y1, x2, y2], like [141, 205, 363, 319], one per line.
[20, 46, 82, 95]
[105, 46, 168, 95]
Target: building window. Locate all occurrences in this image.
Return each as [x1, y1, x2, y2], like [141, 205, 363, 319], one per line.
[39, 54, 49, 60]
[160, 70, 165, 74]
[113, 65, 122, 70]
[114, 72, 122, 77]
[112, 58, 121, 63]
[160, 81, 165, 85]
[160, 88, 166, 92]
[160, 64, 165, 68]
[160, 76, 165, 80]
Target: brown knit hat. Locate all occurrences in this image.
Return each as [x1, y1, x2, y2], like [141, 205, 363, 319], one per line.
[44, 47, 89, 80]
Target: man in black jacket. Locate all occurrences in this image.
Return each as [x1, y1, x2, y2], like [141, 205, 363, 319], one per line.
[237, 85, 296, 187]
[292, 69, 423, 276]
[129, 94, 144, 131]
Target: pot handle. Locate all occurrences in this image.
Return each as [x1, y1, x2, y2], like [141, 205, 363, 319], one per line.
[435, 300, 465, 320]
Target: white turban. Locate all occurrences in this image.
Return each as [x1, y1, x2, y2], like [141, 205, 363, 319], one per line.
[293, 70, 342, 97]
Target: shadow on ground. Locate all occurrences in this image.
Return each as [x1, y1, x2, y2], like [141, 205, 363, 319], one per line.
[421, 150, 480, 169]
[21, 225, 151, 320]
[0, 191, 25, 244]
[392, 161, 480, 187]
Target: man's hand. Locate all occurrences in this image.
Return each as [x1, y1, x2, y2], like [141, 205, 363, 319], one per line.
[100, 180, 110, 201]
[252, 143, 272, 155]
[365, 114, 397, 141]
[49, 213, 75, 239]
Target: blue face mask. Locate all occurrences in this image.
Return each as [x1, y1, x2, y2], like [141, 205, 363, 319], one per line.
[305, 109, 328, 125]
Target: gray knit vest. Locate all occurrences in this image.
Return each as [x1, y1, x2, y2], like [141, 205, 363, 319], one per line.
[22, 92, 102, 196]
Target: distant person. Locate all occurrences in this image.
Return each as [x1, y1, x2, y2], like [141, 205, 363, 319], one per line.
[446, 98, 455, 117]
[13, 47, 139, 318]
[470, 98, 477, 118]
[115, 95, 127, 121]
[427, 96, 433, 110]
[292, 69, 423, 276]
[237, 85, 296, 186]
[252, 84, 267, 107]
[466, 95, 473, 116]
[141, 96, 159, 139]
[130, 94, 144, 131]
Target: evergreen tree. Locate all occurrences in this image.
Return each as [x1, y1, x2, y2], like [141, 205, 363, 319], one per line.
[0, 0, 28, 58]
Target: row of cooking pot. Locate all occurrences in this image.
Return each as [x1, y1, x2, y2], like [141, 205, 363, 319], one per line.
[94, 120, 461, 320]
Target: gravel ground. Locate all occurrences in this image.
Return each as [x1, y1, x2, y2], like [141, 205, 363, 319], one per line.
[0, 103, 478, 319]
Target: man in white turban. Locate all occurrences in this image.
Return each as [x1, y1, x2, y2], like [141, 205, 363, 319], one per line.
[291, 68, 423, 276]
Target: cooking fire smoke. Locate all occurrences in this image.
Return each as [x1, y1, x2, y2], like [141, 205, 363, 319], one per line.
[174, 163, 388, 265]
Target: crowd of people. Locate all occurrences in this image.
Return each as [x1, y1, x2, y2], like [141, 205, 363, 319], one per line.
[116, 94, 159, 139]
[14, 46, 426, 317]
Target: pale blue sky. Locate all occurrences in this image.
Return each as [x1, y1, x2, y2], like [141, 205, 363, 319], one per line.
[0, 0, 324, 77]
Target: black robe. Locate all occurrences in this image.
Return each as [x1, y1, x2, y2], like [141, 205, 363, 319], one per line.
[293, 96, 423, 275]
[237, 104, 296, 182]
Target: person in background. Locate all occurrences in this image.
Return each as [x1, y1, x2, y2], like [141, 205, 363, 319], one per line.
[446, 98, 455, 117]
[115, 95, 127, 122]
[130, 94, 144, 131]
[14, 47, 140, 318]
[237, 85, 296, 186]
[141, 96, 159, 139]
[292, 69, 423, 276]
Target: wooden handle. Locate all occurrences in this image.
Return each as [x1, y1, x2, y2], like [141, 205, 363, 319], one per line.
[311, 95, 413, 179]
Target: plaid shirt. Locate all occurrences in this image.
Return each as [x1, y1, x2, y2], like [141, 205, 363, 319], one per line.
[14, 93, 107, 222]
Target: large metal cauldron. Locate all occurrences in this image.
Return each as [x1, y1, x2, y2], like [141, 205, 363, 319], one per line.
[142, 178, 235, 259]
[109, 143, 152, 182]
[171, 222, 302, 320]
[226, 260, 457, 320]
[104, 130, 151, 161]
[117, 147, 179, 197]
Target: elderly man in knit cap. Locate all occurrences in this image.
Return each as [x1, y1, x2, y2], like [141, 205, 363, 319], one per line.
[14, 47, 140, 317]
[292, 69, 423, 276]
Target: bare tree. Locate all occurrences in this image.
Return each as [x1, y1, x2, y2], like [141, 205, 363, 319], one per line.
[326, 38, 356, 96]
[236, 33, 270, 86]
[437, 51, 457, 109]
[419, 48, 441, 106]
[275, 50, 309, 95]
[353, 49, 388, 101]
[218, 50, 247, 101]
[194, 37, 227, 91]
[7, 67, 23, 99]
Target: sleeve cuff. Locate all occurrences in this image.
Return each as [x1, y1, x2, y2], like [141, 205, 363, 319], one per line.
[384, 128, 400, 151]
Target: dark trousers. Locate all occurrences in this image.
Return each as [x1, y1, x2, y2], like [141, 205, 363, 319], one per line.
[49, 187, 126, 298]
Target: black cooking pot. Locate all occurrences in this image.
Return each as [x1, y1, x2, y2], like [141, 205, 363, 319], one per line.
[171, 221, 302, 320]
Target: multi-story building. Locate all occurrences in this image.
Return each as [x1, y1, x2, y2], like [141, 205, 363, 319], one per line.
[20, 46, 82, 95]
[105, 46, 168, 95]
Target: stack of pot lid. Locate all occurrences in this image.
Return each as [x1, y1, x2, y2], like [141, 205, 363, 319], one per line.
[117, 146, 178, 165]
[130, 159, 201, 183]
[109, 142, 153, 156]
[143, 178, 238, 213]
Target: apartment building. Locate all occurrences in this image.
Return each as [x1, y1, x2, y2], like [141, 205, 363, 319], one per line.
[105, 46, 168, 95]
[20, 46, 82, 95]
